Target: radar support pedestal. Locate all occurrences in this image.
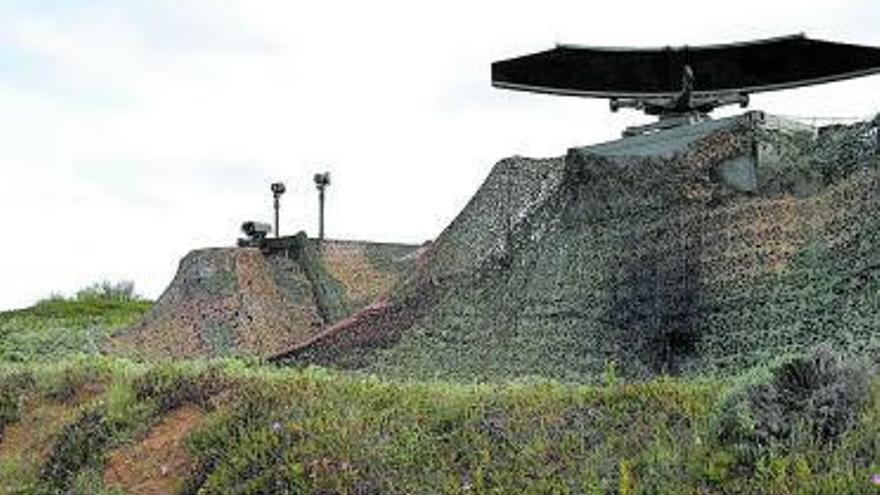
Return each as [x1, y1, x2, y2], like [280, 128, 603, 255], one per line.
[623, 112, 713, 137]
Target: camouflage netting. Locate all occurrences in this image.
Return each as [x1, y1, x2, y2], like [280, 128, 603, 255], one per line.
[280, 115, 880, 381]
[108, 235, 419, 359]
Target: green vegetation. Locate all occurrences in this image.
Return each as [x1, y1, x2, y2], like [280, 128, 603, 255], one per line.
[0, 281, 876, 494]
[0, 293, 878, 493]
[0, 282, 151, 362]
[0, 354, 878, 494]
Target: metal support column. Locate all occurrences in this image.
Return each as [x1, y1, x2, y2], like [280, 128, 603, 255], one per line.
[271, 182, 286, 238]
[313, 172, 331, 242]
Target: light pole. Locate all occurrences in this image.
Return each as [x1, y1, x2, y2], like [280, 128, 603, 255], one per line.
[313, 172, 330, 241]
[270, 182, 286, 238]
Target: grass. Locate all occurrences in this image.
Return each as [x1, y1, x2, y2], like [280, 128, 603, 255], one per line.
[0, 292, 151, 363]
[0, 357, 877, 494]
[2, 285, 880, 493]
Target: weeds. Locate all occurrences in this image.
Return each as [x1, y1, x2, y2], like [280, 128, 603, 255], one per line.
[0, 369, 35, 437]
[133, 362, 230, 414]
[0, 353, 871, 494]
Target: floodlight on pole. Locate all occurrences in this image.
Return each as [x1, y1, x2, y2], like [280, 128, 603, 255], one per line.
[313, 172, 331, 241]
[270, 182, 286, 238]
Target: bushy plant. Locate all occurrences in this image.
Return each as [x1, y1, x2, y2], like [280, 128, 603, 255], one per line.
[37, 407, 116, 493]
[0, 370, 35, 436]
[132, 363, 229, 414]
[183, 383, 296, 494]
[75, 280, 140, 302]
[41, 364, 103, 403]
[714, 347, 872, 466]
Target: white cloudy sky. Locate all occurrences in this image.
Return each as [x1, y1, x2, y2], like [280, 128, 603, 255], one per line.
[1, 0, 878, 310]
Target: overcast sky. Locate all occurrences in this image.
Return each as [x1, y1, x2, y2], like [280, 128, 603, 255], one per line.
[1, 0, 878, 310]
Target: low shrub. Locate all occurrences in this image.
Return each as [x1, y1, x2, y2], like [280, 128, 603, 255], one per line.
[714, 347, 872, 467]
[0, 370, 36, 436]
[183, 383, 294, 494]
[41, 364, 105, 403]
[132, 363, 230, 413]
[37, 407, 117, 493]
[74, 280, 140, 302]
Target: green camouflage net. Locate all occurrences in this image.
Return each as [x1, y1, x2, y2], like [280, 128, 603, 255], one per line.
[109, 236, 419, 360]
[284, 115, 880, 382]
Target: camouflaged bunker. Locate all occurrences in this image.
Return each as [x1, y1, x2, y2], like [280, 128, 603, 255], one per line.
[272, 35, 880, 380]
[109, 234, 421, 359]
[118, 34, 880, 381]
[274, 111, 880, 380]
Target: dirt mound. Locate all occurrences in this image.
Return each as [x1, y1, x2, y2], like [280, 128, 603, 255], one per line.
[109, 235, 419, 359]
[279, 113, 880, 380]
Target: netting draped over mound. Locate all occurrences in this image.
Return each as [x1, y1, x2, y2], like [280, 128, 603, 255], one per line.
[109, 236, 419, 359]
[280, 115, 880, 381]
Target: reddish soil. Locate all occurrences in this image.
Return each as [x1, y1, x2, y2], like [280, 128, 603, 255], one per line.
[103, 405, 206, 495]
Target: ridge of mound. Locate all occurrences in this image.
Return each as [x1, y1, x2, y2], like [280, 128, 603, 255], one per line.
[279, 113, 880, 380]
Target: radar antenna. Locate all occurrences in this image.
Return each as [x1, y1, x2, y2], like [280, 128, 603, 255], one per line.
[492, 34, 880, 136]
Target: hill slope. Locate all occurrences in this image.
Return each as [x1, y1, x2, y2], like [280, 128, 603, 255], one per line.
[0, 297, 150, 362]
[1, 354, 879, 494]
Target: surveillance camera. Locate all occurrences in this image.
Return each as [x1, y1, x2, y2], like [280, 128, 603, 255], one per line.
[313, 172, 331, 187]
[241, 221, 272, 238]
[271, 182, 286, 195]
